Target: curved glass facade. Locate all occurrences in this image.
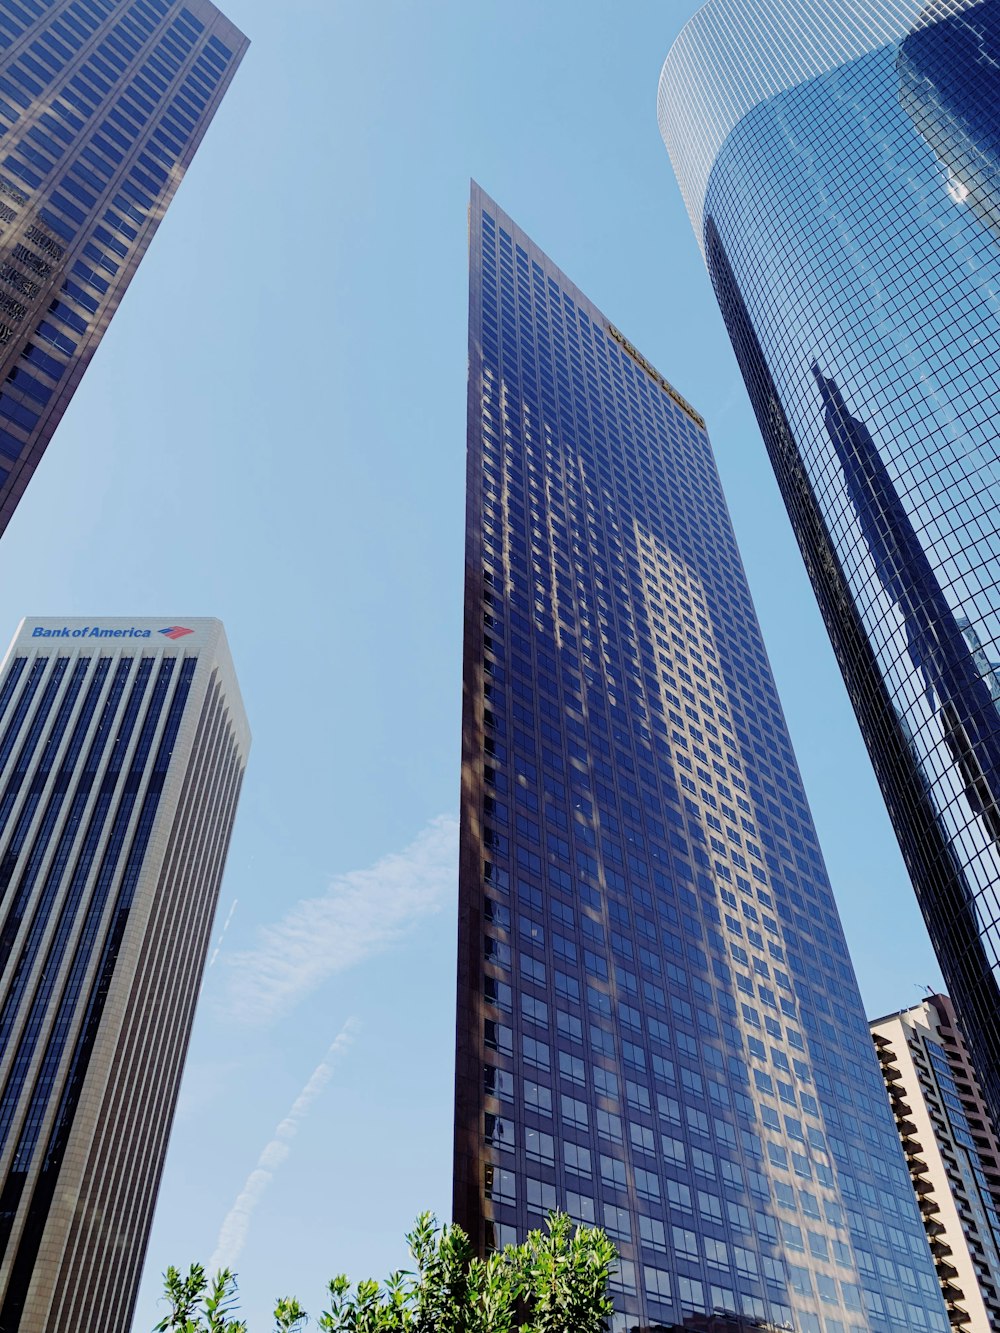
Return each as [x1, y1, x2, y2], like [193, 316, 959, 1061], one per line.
[660, 0, 1000, 1128]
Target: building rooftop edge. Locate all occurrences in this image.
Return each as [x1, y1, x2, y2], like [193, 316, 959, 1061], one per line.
[4, 615, 251, 750]
[869, 994, 949, 1028]
[656, 0, 983, 253]
[469, 181, 706, 429]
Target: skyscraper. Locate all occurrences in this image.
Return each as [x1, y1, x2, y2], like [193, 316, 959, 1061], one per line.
[0, 0, 246, 535]
[0, 616, 249, 1332]
[455, 183, 947, 1333]
[872, 996, 1000, 1331]
[659, 0, 1000, 1126]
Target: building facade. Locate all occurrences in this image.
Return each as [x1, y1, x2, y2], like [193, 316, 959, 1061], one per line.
[0, 616, 249, 1332]
[0, 0, 246, 535]
[455, 183, 948, 1333]
[659, 0, 1000, 1130]
[872, 995, 1000, 1331]
[928, 994, 1000, 1219]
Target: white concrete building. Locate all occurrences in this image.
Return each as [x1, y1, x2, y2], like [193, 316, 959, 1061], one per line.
[0, 616, 249, 1332]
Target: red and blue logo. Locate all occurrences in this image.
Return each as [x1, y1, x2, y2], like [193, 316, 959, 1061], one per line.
[159, 626, 194, 640]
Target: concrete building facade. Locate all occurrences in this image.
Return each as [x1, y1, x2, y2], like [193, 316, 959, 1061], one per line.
[0, 615, 249, 1332]
[872, 996, 1000, 1332]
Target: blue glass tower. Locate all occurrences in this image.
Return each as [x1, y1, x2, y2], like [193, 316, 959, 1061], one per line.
[455, 183, 947, 1333]
[0, 0, 246, 536]
[659, 0, 1000, 1135]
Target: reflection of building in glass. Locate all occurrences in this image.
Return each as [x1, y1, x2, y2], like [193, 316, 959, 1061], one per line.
[872, 995, 1000, 1332]
[456, 183, 947, 1333]
[0, 0, 247, 538]
[660, 0, 1000, 1128]
[899, 1, 1000, 243]
[926, 994, 1000, 1218]
[956, 619, 1000, 709]
[656, 1319, 804, 1333]
[813, 368, 1000, 851]
[0, 617, 249, 1332]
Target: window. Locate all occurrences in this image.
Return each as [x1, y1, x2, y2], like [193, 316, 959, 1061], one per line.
[781, 1220, 804, 1251]
[672, 1226, 699, 1262]
[561, 1094, 588, 1130]
[484, 1114, 513, 1151]
[661, 1134, 685, 1165]
[644, 1266, 671, 1302]
[567, 1191, 595, 1224]
[636, 1165, 661, 1200]
[667, 1178, 692, 1211]
[600, 1154, 627, 1189]
[564, 1141, 591, 1176]
[525, 1128, 553, 1164]
[677, 1276, 704, 1310]
[597, 1108, 622, 1142]
[733, 1246, 759, 1279]
[698, 1190, 722, 1222]
[808, 1231, 829, 1260]
[603, 1203, 631, 1240]
[522, 1035, 549, 1070]
[524, 1079, 551, 1115]
[788, 1265, 812, 1298]
[817, 1274, 839, 1304]
[485, 1065, 513, 1100]
[484, 1166, 515, 1204]
[624, 1105, 654, 1149]
[594, 1067, 618, 1099]
[526, 1177, 557, 1213]
[484, 1021, 512, 1055]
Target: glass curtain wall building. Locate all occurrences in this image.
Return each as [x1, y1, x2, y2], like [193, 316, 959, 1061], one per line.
[455, 182, 947, 1333]
[0, 0, 246, 535]
[0, 616, 249, 1333]
[658, 0, 1000, 1130]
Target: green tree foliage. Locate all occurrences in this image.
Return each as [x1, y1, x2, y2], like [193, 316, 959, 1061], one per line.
[156, 1211, 616, 1333]
[155, 1264, 246, 1333]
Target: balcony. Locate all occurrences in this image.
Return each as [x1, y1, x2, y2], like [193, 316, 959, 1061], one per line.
[945, 1301, 970, 1329]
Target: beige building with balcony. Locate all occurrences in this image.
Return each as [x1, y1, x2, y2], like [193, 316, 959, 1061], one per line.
[872, 996, 1000, 1332]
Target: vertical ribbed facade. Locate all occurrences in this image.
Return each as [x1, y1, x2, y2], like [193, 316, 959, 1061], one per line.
[659, 0, 1000, 1133]
[0, 615, 249, 1332]
[456, 183, 947, 1333]
[0, 0, 247, 535]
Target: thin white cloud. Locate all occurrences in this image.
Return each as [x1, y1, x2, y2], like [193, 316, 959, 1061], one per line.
[208, 1018, 360, 1273]
[224, 814, 457, 1025]
[208, 897, 239, 969]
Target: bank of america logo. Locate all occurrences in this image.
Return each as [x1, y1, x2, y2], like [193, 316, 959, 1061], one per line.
[159, 626, 193, 640]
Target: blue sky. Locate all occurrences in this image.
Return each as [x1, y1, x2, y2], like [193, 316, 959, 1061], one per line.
[0, 1, 944, 1327]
